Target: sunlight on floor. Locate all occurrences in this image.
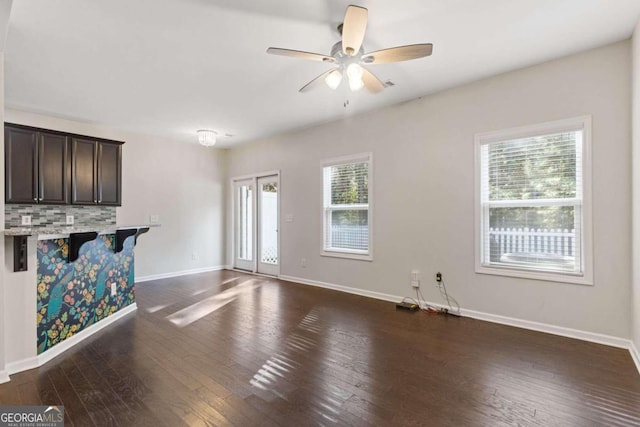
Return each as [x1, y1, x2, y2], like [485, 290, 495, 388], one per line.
[166, 279, 261, 327]
[247, 309, 353, 422]
[146, 304, 170, 313]
[190, 277, 241, 297]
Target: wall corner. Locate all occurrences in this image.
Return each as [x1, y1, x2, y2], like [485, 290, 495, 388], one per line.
[630, 18, 640, 358]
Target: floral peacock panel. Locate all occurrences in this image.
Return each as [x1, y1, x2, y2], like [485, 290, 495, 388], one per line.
[36, 234, 135, 354]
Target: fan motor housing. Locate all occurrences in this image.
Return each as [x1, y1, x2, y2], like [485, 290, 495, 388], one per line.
[330, 41, 364, 61]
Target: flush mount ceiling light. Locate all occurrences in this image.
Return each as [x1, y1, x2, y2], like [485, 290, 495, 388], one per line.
[267, 5, 433, 93]
[197, 129, 217, 147]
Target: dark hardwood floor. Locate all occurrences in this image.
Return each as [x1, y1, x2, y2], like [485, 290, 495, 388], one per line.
[1, 270, 639, 426]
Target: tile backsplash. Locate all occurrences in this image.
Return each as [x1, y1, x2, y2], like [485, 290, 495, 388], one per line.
[5, 205, 116, 228]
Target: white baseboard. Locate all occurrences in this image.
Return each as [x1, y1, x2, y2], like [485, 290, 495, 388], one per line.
[631, 341, 640, 374]
[5, 303, 138, 378]
[279, 275, 401, 303]
[136, 265, 228, 283]
[280, 274, 637, 370]
[5, 357, 38, 376]
[0, 370, 9, 384]
[457, 305, 630, 349]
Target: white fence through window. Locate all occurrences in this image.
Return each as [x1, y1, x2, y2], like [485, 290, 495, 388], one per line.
[261, 191, 278, 264]
[330, 224, 369, 251]
[489, 227, 575, 262]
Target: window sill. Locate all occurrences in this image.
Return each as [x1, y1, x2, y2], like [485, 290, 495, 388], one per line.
[475, 265, 593, 286]
[321, 250, 373, 262]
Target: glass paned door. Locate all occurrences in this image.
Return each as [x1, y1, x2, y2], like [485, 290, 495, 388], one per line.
[234, 179, 254, 271]
[233, 174, 280, 275]
[257, 175, 279, 276]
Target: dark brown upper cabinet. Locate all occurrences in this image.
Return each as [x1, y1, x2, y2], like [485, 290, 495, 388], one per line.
[5, 125, 69, 204]
[5, 126, 38, 203]
[97, 142, 122, 206]
[5, 123, 123, 206]
[38, 132, 69, 204]
[71, 137, 98, 205]
[71, 138, 122, 206]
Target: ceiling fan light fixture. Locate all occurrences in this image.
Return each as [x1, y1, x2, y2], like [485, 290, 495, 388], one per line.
[266, 5, 433, 94]
[197, 129, 217, 147]
[347, 63, 364, 91]
[349, 76, 364, 92]
[325, 69, 343, 90]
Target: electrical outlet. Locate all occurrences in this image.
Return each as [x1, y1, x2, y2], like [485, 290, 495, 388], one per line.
[21, 215, 32, 226]
[149, 214, 159, 224]
[66, 215, 74, 225]
[301, 258, 307, 268]
[411, 270, 420, 288]
[285, 214, 294, 223]
[191, 252, 198, 261]
[111, 283, 117, 297]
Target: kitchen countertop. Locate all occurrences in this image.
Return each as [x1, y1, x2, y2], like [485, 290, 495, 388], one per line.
[3, 224, 159, 239]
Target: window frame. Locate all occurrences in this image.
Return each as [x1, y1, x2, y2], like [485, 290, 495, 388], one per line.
[474, 116, 593, 285]
[321, 152, 373, 261]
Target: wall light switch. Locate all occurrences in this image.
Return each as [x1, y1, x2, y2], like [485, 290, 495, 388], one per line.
[21, 215, 32, 226]
[66, 215, 74, 225]
[149, 215, 159, 224]
[411, 270, 420, 288]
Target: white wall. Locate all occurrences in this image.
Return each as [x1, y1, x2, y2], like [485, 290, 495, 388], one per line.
[3, 237, 36, 369]
[117, 129, 228, 277]
[227, 40, 631, 339]
[3, 109, 228, 278]
[0, 53, 7, 381]
[0, 0, 14, 383]
[0, 0, 13, 383]
[632, 21, 640, 354]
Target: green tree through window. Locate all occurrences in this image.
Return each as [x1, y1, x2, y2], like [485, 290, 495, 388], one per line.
[477, 118, 589, 279]
[323, 155, 372, 257]
[488, 132, 577, 231]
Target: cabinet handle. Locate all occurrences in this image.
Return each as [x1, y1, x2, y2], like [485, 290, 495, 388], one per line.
[33, 197, 37, 201]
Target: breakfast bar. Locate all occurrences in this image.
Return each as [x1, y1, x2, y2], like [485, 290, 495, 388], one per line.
[3, 224, 155, 358]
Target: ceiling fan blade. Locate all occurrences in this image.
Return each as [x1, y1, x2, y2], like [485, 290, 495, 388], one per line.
[341, 5, 368, 56]
[361, 67, 385, 93]
[362, 44, 433, 64]
[267, 47, 335, 63]
[299, 69, 337, 93]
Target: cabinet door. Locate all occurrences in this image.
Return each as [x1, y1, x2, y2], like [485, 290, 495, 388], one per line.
[71, 138, 97, 204]
[38, 132, 69, 204]
[97, 142, 121, 206]
[5, 126, 37, 204]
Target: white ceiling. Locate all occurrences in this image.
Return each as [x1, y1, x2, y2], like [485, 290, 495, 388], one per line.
[4, 0, 640, 147]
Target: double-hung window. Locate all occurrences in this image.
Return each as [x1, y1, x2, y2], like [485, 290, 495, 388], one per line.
[322, 153, 373, 260]
[475, 117, 592, 284]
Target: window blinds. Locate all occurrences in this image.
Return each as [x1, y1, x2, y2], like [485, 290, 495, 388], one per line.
[480, 130, 583, 274]
[323, 159, 370, 254]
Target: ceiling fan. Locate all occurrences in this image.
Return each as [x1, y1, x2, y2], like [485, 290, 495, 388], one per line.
[266, 4, 433, 94]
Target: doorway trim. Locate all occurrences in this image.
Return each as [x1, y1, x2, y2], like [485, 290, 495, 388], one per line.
[230, 170, 280, 276]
